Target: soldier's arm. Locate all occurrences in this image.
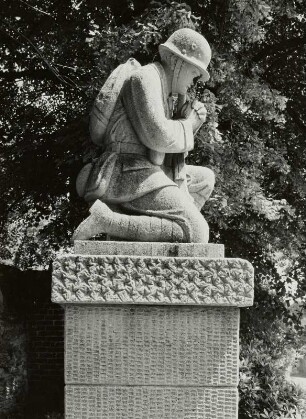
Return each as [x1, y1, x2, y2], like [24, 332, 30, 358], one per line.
[122, 68, 194, 154]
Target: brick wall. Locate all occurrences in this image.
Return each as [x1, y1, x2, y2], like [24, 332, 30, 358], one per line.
[26, 301, 64, 413]
[0, 266, 64, 416]
[27, 303, 64, 384]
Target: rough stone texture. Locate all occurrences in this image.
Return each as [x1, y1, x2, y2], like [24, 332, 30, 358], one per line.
[52, 254, 253, 306]
[74, 240, 224, 257]
[65, 306, 239, 385]
[52, 241, 254, 419]
[73, 36, 215, 244]
[65, 386, 238, 419]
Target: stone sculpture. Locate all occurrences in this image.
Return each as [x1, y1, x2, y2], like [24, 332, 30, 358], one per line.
[73, 28, 215, 243]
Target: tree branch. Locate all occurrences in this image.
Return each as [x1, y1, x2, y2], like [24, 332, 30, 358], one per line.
[1, 23, 79, 88]
[0, 69, 61, 82]
[18, 0, 54, 17]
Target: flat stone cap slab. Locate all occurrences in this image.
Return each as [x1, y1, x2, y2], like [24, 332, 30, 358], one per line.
[52, 253, 254, 307]
[74, 241, 224, 258]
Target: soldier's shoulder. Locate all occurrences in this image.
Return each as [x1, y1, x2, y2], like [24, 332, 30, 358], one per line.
[130, 63, 162, 85]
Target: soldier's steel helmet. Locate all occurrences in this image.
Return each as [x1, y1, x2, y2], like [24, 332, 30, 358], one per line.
[159, 28, 211, 82]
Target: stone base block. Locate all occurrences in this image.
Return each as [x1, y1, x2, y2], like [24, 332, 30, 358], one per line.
[65, 305, 239, 386]
[65, 386, 238, 419]
[52, 242, 254, 419]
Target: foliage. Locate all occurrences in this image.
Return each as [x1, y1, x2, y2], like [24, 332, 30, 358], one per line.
[0, 0, 305, 416]
[239, 338, 302, 418]
[238, 272, 305, 417]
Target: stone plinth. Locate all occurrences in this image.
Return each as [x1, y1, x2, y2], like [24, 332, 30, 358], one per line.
[52, 241, 254, 419]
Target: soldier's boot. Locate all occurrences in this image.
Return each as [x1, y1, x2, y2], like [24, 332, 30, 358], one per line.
[72, 199, 185, 242]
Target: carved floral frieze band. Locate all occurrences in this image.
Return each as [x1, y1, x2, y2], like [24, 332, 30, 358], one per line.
[52, 255, 254, 306]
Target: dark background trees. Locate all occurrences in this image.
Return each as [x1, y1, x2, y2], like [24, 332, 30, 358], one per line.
[0, 0, 305, 417]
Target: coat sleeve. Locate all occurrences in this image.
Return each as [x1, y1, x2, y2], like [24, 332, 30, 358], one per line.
[121, 68, 194, 153]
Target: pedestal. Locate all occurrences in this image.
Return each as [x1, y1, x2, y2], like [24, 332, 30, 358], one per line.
[52, 241, 254, 419]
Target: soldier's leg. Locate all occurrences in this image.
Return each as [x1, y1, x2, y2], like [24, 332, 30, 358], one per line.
[72, 185, 209, 243]
[186, 165, 215, 210]
[122, 185, 208, 242]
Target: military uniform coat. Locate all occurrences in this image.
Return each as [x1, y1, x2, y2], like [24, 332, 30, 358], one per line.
[82, 62, 195, 203]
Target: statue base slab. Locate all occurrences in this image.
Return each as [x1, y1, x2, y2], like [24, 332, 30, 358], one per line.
[66, 386, 238, 419]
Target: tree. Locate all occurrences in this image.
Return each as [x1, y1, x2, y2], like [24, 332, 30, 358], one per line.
[1, 0, 305, 416]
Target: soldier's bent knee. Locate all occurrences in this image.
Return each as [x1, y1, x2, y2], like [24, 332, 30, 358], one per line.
[186, 212, 209, 243]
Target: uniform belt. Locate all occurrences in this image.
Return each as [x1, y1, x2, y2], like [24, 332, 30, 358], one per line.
[106, 142, 147, 157]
